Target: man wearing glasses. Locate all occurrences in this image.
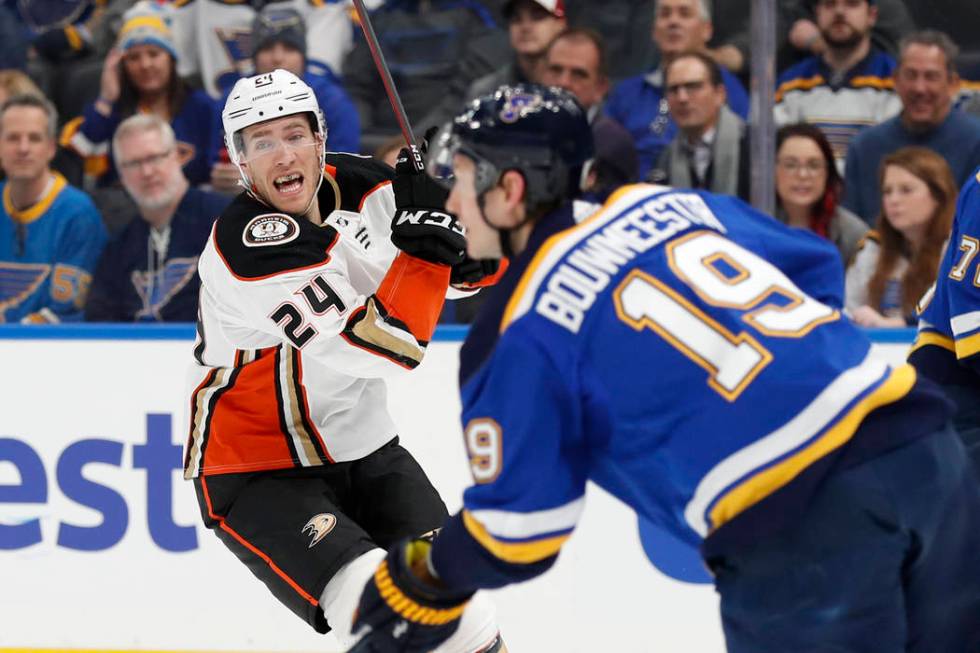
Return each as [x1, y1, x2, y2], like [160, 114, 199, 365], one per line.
[185, 69, 503, 653]
[85, 113, 230, 322]
[650, 51, 749, 199]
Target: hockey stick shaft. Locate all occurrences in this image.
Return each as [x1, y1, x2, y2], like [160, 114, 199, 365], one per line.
[351, 0, 425, 172]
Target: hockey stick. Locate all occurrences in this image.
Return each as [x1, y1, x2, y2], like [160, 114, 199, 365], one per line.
[351, 0, 425, 173]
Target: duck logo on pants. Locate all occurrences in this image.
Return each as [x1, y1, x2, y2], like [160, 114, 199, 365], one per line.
[302, 513, 337, 548]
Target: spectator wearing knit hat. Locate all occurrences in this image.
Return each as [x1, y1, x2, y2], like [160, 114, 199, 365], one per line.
[60, 1, 220, 193]
[209, 6, 361, 194]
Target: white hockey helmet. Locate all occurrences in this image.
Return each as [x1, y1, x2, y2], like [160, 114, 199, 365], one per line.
[222, 69, 327, 176]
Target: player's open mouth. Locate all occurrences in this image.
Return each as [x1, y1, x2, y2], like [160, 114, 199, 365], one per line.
[274, 173, 303, 195]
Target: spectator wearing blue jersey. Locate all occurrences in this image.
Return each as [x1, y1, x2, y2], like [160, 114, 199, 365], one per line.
[209, 6, 361, 195]
[86, 114, 229, 322]
[0, 94, 105, 323]
[604, 0, 749, 180]
[775, 0, 901, 171]
[60, 1, 220, 190]
[843, 31, 980, 223]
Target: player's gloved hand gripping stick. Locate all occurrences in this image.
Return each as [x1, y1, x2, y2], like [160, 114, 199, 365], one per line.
[391, 147, 467, 266]
[352, 0, 504, 280]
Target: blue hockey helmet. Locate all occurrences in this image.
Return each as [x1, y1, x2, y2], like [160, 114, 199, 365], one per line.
[447, 83, 594, 214]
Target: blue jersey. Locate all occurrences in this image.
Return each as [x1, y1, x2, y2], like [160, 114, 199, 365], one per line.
[0, 173, 106, 323]
[909, 168, 980, 453]
[912, 168, 980, 377]
[431, 184, 939, 590]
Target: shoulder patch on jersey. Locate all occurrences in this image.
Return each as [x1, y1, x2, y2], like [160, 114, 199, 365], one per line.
[214, 193, 339, 281]
[325, 153, 394, 212]
[242, 213, 300, 247]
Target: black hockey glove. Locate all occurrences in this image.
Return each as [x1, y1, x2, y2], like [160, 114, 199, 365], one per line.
[391, 145, 466, 266]
[450, 256, 508, 290]
[348, 538, 473, 653]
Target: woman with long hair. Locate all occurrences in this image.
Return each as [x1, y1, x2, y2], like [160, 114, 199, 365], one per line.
[60, 1, 218, 188]
[845, 146, 956, 326]
[775, 123, 869, 265]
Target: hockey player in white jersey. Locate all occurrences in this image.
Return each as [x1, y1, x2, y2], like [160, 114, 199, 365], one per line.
[185, 69, 503, 652]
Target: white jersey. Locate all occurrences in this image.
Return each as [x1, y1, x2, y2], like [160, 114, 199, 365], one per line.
[185, 153, 451, 478]
[172, 0, 373, 99]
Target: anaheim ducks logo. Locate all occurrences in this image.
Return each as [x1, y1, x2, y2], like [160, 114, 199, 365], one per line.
[301, 513, 337, 548]
[242, 213, 300, 247]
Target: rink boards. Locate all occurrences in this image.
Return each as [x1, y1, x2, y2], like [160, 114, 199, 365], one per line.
[0, 326, 915, 653]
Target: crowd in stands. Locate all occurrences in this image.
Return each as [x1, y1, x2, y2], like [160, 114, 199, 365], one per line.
[2, 0, 979, 327]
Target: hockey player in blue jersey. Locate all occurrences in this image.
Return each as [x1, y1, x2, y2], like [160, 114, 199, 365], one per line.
[910, 167, 980, 475]
[348, 86, 980, 652]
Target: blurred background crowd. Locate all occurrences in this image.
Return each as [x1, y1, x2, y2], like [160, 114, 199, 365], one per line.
[1, 0, 978, 327]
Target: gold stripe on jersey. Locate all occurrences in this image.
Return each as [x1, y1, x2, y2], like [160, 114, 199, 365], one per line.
[849, 75, 894, 90]
[234, 347, 261, 367]
[910, 330, 955, 355]
[4, 172, 67, 224]
[462, 510, 569, 564]
[956, 331, 980, 359]
[707, 364, 916, 532]
[184, 367, 235, 479]
[277, 346, 325, 466]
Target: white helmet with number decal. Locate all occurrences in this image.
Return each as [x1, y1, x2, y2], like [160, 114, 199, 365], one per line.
[222, 69, 327, 184]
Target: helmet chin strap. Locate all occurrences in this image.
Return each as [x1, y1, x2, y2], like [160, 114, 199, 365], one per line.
[300, 141, 328, 221]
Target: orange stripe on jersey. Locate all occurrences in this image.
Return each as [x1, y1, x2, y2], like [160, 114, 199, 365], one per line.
[200, 477, 319, 607]
[375, 252, 451, 342]
[358, 180, 393, 212]
[203, 354, 301, 475]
